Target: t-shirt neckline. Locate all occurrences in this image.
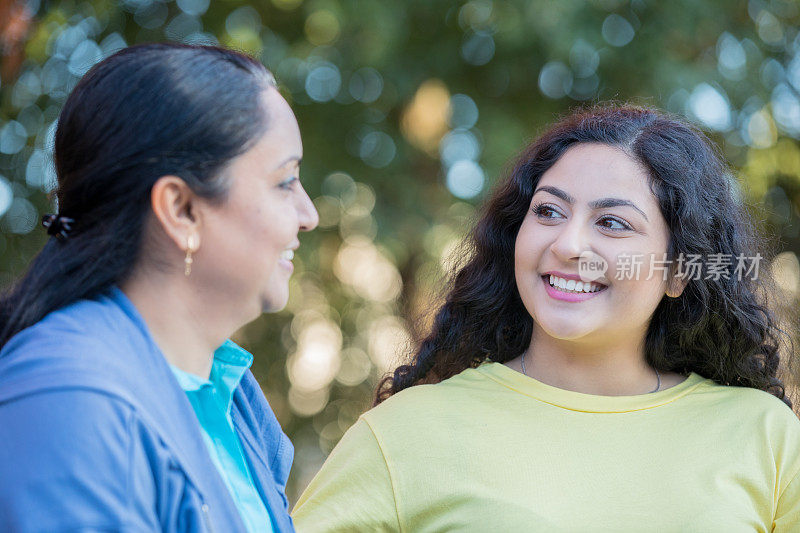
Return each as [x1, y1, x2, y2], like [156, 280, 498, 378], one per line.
[476, 361, 710, 413]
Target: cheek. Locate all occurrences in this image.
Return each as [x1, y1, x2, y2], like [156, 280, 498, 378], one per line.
[611, 278, 667, 313]
[242, 192, 296, 237]
[514, 240, 535, 288]
[514, 222, 541, 267]
[252, 219, 287, 253]
[514, 235, 545, 302]
[256, 206, 298, 250]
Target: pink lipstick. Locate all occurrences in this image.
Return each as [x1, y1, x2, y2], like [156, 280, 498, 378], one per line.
[541, 275, 608, 302]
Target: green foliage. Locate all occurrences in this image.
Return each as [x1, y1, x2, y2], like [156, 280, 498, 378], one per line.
[2, 0, 799, 501]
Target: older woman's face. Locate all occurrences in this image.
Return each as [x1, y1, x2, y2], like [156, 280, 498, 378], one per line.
[194, 87, 318, 319]
[514, 143, 678, 345]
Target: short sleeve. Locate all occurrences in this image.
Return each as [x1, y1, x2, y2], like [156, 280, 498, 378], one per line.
[0, 389, 159, 532]
[774, 464, 800, 532]
[292, 417, 401, 532]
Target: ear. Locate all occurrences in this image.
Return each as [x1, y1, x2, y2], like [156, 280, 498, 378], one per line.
[150, 175, 202, 252]
[665, 273, 688, 298]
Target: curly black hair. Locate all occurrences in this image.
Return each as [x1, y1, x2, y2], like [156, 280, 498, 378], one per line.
[376, 104, 796, 407]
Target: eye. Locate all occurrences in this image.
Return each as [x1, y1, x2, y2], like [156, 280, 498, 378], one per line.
[597, 216, 633, 231]
[531, 202, 563, 219]
[278, 176, 298, 190]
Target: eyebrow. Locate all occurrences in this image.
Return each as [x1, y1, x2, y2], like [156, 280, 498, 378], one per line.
[533, 185, 649, 222]
[272, 156, 302, 171]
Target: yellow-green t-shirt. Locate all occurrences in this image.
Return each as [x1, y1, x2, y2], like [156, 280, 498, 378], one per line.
[293, 362, 800, 532]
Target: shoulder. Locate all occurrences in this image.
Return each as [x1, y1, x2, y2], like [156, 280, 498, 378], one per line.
[292, 416, 402, 531]
[0, 385, 136, 429]
[362, 365, 504, 436]
[1, 291, 123, 364]
[687, 379, 800, 460]
[5, 289, 128, 347]
[368, 366, 485, 409]
[0, 388, 140, 486]
[0, 389, 169, 530]
[0, 291, 143, 403]
[689, 378, 800, 425]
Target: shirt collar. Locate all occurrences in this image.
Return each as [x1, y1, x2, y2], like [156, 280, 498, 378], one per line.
[169, 339, 254, 414]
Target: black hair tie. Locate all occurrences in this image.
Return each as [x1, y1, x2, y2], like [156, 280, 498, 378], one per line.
[42, 214, 75, 241]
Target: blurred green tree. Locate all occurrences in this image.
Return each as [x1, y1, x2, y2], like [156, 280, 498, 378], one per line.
[1, 0, 799, 501]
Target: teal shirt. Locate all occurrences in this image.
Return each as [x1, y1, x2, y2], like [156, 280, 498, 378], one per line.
[169, 340, 274, 533]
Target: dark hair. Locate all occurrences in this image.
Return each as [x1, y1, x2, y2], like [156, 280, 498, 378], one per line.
[377, 104, 796, 407]
[0, 43, 277, 348]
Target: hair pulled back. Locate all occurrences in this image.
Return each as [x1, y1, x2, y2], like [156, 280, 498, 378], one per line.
[0, 43, 276, 348]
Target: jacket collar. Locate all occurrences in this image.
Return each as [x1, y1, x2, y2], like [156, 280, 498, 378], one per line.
[105, 287, 250, 531]
[109, 287, 294, 532]
[0, 287, 293, 531]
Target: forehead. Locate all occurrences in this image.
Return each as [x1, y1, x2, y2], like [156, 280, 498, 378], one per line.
[236, 88, 302, 169]
[537, 143, 656, 208]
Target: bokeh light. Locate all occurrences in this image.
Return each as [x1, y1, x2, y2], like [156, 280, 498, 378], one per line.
[446, 159, 485, 199]
[601, 14, 635, 47]
[304, 61, 341, 103]
[539, 61, 573, 99]
[689, 83, 732, 131]
[401, 79, 450, 155]
[2, 0, 799, 506]
[0, 176, 12, 217]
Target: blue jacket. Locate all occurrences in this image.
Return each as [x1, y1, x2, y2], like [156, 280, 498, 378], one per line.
[0, 287, 295, 532]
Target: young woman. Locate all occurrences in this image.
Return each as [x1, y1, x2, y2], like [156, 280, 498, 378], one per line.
[0, 43, 317, 532]
[293, 105, 800, 531]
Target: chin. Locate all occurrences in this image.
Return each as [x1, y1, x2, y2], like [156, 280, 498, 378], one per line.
[535, 315, 599, 341]
[261, 293, 289, 314]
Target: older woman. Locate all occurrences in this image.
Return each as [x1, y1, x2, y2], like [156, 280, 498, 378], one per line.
[0, 43, 317, 532]
[293, 105, 800, 531]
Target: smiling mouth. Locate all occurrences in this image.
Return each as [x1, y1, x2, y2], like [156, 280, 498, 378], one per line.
[280, 249, 294, 261]
[541, 274, 608, 294]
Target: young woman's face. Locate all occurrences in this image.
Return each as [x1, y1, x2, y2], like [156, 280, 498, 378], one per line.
[515, 143, 675, 346]
[194, 87, 318, 318]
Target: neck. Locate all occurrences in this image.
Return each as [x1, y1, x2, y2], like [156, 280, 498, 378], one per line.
[520, 324, 659, 396]
[120, 268, 238, 379]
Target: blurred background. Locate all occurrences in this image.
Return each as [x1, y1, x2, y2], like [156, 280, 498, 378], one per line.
[1, 0, 799, 503]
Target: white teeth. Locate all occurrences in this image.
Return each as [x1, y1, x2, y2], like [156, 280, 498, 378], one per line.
[546, 275, 605, 293]
[281, 249, 294, 261]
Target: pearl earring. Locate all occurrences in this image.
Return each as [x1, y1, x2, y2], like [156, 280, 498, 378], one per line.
[184, 234, 198, 277]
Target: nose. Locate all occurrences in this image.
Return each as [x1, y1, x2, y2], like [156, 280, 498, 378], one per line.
[549, 216, 590, 262]
[296, 183, 319, 232]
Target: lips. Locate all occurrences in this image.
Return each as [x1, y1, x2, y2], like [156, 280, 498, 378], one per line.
[540, 274, 608, 302]
[279, 245, 297, 273]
